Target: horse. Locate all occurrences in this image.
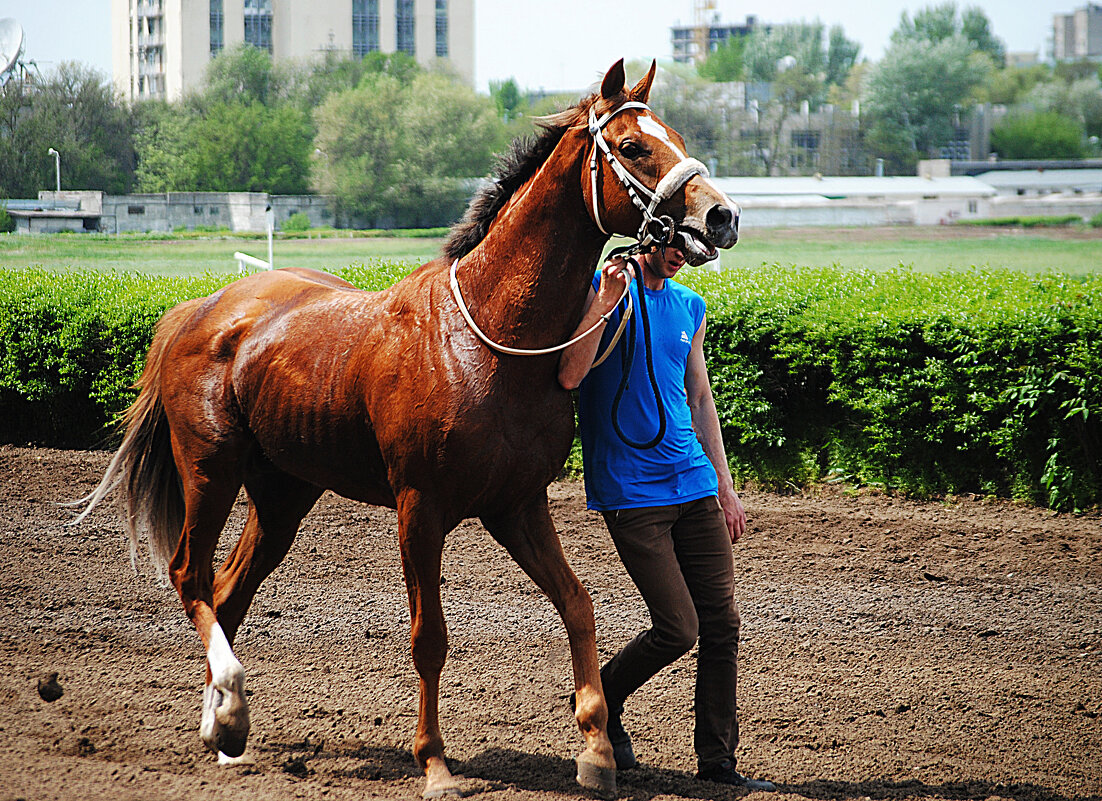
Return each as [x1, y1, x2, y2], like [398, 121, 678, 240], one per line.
[75, 59, 740, 798]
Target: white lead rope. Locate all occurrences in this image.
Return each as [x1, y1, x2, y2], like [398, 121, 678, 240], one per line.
[450, 259, 632, 362]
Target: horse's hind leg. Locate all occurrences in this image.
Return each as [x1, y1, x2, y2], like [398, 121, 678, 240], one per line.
[209, 472, 324, 763]
[395, 489, 460, 799]
[481, 494, 616, 795]
[167, 453, 251, 759]
[213, 472, 323, 643]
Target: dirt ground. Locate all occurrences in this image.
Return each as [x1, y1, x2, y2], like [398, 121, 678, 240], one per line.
[2, 445, 1099, 801]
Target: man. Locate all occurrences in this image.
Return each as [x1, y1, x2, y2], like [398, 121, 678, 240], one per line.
[558, 245, 774, 791]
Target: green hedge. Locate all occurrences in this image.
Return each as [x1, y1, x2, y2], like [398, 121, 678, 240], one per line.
[684, 266, 1101, 511]
[1, 264, 1099, 510]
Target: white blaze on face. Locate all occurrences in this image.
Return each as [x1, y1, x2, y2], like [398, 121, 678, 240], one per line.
[637, 114, 688, 160]
[637, 114, 740, 218]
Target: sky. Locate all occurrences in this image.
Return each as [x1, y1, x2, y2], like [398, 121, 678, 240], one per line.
[0, 0, 1070, 94]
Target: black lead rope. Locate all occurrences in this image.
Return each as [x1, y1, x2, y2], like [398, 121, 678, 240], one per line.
[607, 213, 679, 450]
[610, 254, 667, 449]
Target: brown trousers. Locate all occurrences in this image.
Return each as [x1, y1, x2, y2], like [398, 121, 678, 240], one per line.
[600, 495, 740, 770]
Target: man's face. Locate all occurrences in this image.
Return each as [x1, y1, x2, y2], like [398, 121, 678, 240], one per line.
[643, 246, 686, 280]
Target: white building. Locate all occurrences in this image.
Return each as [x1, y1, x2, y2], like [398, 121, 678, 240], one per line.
[111, 0, 474, 102]
[1053, 3, 1102, 61]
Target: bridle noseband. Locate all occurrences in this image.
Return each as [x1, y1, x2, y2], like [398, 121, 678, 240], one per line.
[587, 101, 710, 248]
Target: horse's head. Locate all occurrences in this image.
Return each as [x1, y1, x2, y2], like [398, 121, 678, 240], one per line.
[584, 59, 739, 266]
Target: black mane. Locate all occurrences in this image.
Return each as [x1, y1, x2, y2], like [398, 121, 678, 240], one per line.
[442, 99, 592, 262]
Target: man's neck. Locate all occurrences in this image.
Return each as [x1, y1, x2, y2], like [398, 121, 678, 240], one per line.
[640, 255, 666, 291]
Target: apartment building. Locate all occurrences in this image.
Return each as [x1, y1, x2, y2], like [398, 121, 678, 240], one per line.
[1052, 3, 1102, 60]
[111, 0, 473, 102]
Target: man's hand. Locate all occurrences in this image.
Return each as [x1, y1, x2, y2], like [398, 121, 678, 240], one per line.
[594, 255, 634, 316]
[719, 486, 746, 543]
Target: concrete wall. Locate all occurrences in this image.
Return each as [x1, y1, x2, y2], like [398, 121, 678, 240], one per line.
[98, 192, 337, 233]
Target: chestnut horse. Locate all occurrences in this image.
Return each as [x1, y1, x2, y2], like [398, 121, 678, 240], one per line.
[76, 60, 739, 797]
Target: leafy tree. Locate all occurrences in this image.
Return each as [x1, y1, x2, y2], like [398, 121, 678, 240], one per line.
[990, 112, 1084, 159]
[0, 62, 134, 197]
[132, 100, 195, 191]
[699, 35, 747, 82]
[961, 6, 1006, 65]
[825, 25, 861, 87]
[892, 2, 1005, 65]
[188, 102, 313, 193]
[864, 35, 991, 172]
[490, 78, 523, 122]
[1025, 77, 1102, 139]
[284, 49, 422, 113]
[313, 72, 502, 226]
[744, 23, 828, 83]
[976, 63, 1051, 105]
[202, 43, 287, 106]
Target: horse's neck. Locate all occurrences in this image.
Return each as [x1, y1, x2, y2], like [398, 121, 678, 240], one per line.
[457, 138, 606, 348]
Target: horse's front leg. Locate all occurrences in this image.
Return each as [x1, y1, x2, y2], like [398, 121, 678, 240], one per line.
[482, 494, 617, 796]
[397, 490, 460, 799]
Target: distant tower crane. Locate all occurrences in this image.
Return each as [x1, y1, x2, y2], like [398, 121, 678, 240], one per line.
[693, 0, 717, 64]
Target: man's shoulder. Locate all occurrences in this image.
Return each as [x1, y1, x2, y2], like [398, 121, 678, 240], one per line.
[668, 278, 706, 309]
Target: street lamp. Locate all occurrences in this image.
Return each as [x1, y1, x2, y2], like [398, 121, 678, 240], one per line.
[47, 147, 60, 192]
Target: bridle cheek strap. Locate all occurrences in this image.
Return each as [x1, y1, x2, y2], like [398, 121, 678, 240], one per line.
[587, 103, 710, 246]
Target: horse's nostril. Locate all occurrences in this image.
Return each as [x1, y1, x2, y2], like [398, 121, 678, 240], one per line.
[706, 205, 733, 230]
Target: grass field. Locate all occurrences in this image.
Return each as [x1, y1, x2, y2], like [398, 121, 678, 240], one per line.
[0, 225, 1099, 276]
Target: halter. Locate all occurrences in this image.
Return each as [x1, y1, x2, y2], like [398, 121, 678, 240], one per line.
[449, 99, 707, 360]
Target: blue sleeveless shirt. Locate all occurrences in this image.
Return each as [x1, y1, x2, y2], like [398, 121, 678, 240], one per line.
[577, 271, 718, 511]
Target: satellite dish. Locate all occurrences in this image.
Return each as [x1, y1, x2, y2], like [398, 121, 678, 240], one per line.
[0, 18, 26, 75]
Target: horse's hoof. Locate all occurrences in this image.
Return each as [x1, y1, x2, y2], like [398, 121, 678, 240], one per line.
[210, 727, 249, 758]
[200, 682, 250, 757]
[218, 749, 256, 767]
[422, 782, 464, 799]
[576, 756, 617, 798]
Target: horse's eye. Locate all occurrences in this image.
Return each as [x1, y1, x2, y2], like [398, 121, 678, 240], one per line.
[619, 141, 645, 160]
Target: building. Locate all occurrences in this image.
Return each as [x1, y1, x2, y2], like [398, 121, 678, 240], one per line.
[1052, 3, 1102, 61]
[111, 0, 474, 102]
[671, 14, 764, 65]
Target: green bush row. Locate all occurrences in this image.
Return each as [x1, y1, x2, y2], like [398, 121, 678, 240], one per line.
[956, 214, 1086, 228]
[1, 264, 1099, 510]
[682, 266, 1101, 511]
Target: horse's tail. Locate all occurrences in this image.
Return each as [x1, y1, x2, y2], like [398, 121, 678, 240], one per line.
[71, 300, 199, 580]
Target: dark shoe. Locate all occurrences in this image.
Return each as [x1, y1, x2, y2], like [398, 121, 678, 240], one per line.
[697, 759, 776, 791]
[606, 706, 637, 770]
[569, 693, 637, 770]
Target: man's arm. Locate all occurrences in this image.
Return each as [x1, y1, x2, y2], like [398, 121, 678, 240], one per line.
[557, 257, 633, 391]
[685, 315, 746, 542]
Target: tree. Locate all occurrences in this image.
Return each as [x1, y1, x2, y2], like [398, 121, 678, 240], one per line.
[187, 102, 313, 193]
[990, 112, 1084, 159]
[892, 2, 1005, 65]
[0, 62, 134, 197]
[489, 78, 523, 122]
[825, 25, 861, 87]
[1026, 76, 1102, 140]
[312, 72, 503, 227]
[699, 35, 747, 82]
[864, 36, 991, 172]
[132, 100, 195, 192]
[975, 63, 1050, 105]
[202, 43, 286, 106]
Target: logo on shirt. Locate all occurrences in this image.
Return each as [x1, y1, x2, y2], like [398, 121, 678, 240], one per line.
[680, 330, 690, 344]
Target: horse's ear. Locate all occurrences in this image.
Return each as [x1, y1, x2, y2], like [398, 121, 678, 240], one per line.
[630, 60, 657, 103]
[600, 59, 626, 100]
